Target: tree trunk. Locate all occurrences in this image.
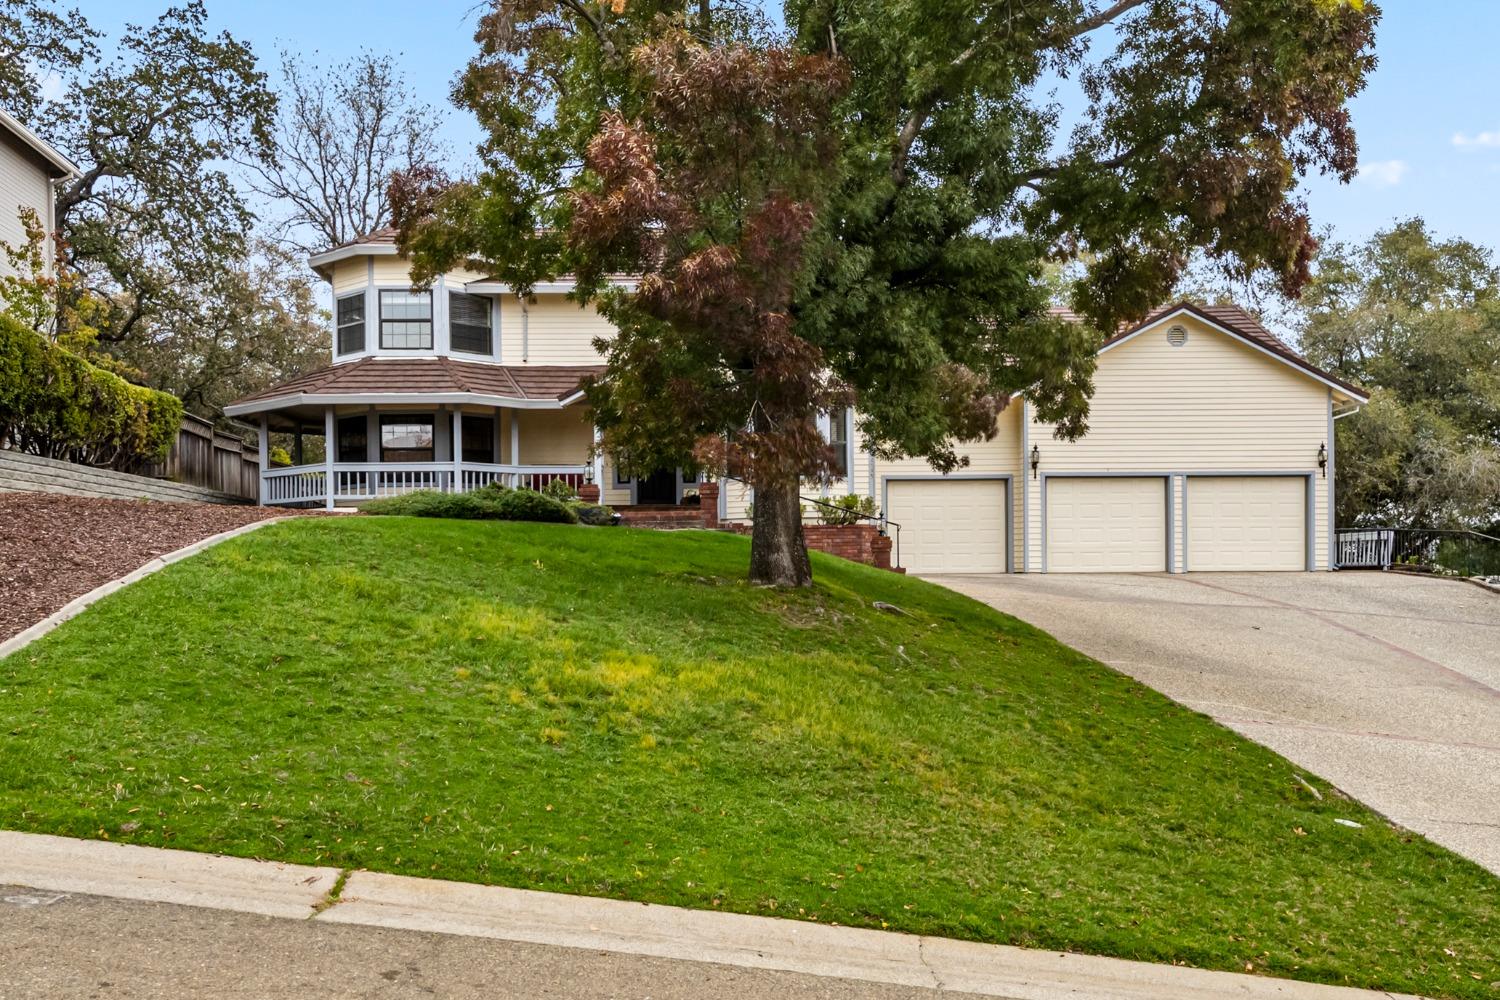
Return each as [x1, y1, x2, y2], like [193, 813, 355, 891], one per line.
[749, 476, 813, 587]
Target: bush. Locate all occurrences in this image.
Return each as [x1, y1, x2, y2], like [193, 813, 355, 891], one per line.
[0, 314, 182, 468]
[572, 502, 617, 526]
[363, 488, 578, 525]
[817, 493, 879, 526]
[541, 477, 578, 501]
[494, 488, 578, 524]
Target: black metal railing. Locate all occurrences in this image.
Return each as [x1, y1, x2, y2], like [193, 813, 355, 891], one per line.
[724, 477, 904, 567]
[797, 492, 903, 569]
[1336, 527, 1500, 577]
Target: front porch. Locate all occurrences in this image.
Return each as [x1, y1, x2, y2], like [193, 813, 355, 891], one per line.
[252, 403, 596, 509]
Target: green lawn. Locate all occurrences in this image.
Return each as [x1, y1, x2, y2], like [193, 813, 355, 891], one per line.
[2, 517, 1495, 996]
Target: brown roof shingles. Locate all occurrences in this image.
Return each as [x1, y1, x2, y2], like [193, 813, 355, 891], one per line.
[228, 358, 603, 409]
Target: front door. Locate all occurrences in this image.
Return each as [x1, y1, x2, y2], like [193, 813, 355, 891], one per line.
[637, 468, 677, 505]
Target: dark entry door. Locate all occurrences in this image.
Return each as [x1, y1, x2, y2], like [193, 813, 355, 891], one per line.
[637, 468, 677, 504]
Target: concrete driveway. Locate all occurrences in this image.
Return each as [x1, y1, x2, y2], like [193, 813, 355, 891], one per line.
[927, 571, 1500, 876]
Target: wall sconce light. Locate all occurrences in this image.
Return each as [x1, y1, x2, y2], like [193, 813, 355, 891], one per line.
[1317, 442, 1327, 478]
[1030, 444, 1040, 479]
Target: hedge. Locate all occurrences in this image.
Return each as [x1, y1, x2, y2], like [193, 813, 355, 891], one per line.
[362, 488, 580, 524]
[0, 314, 182, 468]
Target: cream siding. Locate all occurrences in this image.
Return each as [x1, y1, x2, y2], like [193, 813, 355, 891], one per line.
[372, 256, 421, 286]
[1023, 314, 1331, 571]
[512, 407, 592, 465]
[0, 135, 53, 280]
[500, 294, 614, 366]
[329, 259, 368, 295]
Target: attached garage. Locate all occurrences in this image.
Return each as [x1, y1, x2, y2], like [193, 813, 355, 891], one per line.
[885, 478, 1009, 574]
[1046, 476, 1167, 573]
[1187, 476, 1308, 571]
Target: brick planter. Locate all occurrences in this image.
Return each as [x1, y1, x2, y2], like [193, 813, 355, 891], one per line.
[725, 520, 897, 572]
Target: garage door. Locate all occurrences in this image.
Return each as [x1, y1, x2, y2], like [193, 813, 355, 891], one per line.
[1047, 477, 1166, 572]
[886, 479, 1008, 574]
[1187, 476, 1306, 571]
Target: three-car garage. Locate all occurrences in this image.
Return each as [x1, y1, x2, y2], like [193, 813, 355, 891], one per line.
[866, 304, 1365, 576]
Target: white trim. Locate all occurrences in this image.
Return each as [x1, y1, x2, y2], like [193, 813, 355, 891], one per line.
[0, 107, 80, 177]
[466, 277, 639, 295]
[1099, 307, 1369, 404]
[224, 391, 574, 418]
[308, 242, 401, 271]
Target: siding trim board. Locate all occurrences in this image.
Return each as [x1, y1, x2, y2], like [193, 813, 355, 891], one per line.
[880, 474, 1014, 574]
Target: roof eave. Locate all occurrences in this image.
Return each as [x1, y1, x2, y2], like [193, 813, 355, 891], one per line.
[223, 391, 574, 417]
[0, 107, 81, 178]
[306, 242, 402, 277]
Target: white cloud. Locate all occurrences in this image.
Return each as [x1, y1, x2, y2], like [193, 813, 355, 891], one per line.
[1354, 159, 1408, 187]
[1453, 130, 1500, 149]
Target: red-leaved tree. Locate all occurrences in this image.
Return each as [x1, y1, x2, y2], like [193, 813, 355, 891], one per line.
[569, 36, 849, 585]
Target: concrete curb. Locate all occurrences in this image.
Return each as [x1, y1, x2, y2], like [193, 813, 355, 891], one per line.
[0, 516, 292, 661]
[0, 829, 1420, 1000]
[0, 831, 338, 920]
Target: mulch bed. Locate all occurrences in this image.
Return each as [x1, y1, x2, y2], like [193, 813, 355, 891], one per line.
[0, 492, 312, 643]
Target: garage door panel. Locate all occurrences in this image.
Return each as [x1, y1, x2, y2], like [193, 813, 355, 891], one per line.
[1188, 476, 1305, 571]
[887, 479, 1008, 574]
[1047, 477, 1166, 573]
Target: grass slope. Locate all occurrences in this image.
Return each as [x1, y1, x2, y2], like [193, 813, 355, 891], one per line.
[2, 518, 1495, 996]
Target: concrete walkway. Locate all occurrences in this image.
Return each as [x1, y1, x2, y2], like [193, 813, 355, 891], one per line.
[928, 570, 1500, 876]
[0, 830, 1420, 999]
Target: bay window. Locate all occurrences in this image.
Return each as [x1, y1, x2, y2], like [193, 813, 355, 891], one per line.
[379, 289, 432, 349]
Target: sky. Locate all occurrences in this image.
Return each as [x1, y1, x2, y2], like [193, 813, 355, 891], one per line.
[83, 1, 1500, 254]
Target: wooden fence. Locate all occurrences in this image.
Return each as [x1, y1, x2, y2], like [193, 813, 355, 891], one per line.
[144, 413, 261, 501]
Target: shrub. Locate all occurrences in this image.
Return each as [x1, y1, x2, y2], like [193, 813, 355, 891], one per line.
[572, 502, 617, 526]
[494, 488, 578, 524]
[0, 314, 182, 468]
[542, 477, 578, 501]
[817, 493, 879, 526]
[363, 488, 578, 525]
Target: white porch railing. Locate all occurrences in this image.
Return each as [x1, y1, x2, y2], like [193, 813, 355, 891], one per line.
[261, 462, 591, 506]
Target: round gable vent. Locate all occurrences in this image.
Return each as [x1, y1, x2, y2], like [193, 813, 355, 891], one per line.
[1166, 324, 1188, 347]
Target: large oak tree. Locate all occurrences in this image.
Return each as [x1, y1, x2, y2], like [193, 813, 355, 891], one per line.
[395, 0, 1377, 585]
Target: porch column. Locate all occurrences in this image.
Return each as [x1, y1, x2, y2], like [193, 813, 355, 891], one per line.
[591, 424, 604, 494]
[293, 427, 304, 466]
[323, 406, 335, 510]
[257, 415, 269, 506]
[452, 409, 464, 493]
[510, 412, 521, 465]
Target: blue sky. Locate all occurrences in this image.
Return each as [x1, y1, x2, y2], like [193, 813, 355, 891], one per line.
[87, 1, 1500, 253]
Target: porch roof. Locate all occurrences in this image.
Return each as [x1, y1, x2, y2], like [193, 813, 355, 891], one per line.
[223, 357, 604, 418]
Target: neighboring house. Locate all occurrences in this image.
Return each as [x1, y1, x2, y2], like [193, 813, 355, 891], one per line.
[0, 107, 79, 279]
[225, 236, 1366, 573]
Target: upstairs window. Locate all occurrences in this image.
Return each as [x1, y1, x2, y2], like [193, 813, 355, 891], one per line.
[450, 292, 493, 355]
[336, 292, 365, 355]
[828, 407, 850, 480]
[379, 289, 432, 350]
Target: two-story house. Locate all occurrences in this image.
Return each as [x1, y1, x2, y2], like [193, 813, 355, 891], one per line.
[0, 107, 79, 281]
[225, 233, 1366, 575]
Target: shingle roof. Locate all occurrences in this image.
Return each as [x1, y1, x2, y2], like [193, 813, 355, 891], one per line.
[227, 358, 603, 410]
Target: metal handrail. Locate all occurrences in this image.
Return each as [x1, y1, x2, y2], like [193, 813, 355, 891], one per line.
[1336, 526, 1500, 576]
[798, 491, 903, 570]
